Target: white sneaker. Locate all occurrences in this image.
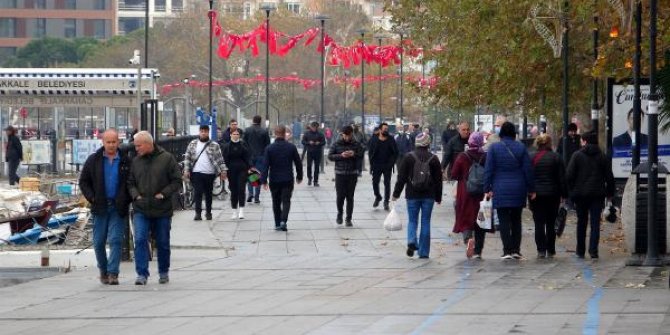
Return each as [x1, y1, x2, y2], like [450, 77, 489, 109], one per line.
[238, 208, 244, 219]
[230, 209, 238, 219]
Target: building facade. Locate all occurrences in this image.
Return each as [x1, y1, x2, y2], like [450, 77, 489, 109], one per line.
[0, 0, 115, 58]
[117, 0, 187, 35]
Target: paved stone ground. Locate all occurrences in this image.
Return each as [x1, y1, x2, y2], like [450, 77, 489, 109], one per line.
[1, 165, 670, 335]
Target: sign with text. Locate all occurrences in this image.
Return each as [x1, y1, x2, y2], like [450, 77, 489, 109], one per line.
[608, 79, 667, 178]
[474, 115, 494, 134]
[0, 96, 138, 108]
[72, 140, 103, 165]
[0, 77, 153, 92]
[22, 141, 51, 165]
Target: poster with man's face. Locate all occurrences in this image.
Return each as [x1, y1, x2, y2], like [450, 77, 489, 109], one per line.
[609, 83, 667, 178]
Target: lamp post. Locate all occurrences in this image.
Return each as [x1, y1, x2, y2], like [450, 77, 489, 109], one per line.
[591, 5, 599, 135]
[208, 0, 214, 119]
[561, 1, 569, 164]
[344, 70, 349, 125]
[357, 29, 367, 126]
[261, 3, 276, 125]
[374, 34, 384, 122]
[291, 72, 297, 124]
[644, 0, 661, 266]
[144, 0, 149, 67]
[396, 29, 407, 120]
[316, 15, 329, 126]
[632, 1, 642, 169]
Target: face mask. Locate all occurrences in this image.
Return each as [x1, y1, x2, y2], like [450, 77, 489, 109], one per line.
[231, 138, 240, 143]
[494, 126, 501, 135]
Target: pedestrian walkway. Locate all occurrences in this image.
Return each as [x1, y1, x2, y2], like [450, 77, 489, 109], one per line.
[0, 168, 669, 335]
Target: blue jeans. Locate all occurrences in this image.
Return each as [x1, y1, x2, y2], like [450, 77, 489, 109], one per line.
[92, 204, 125, 275]
[133, 212, 171, 278]
[406, 198, 435, 257]
[247, 157, 263, 201]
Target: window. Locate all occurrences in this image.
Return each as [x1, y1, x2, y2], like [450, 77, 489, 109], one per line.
[0, 0, 17, 9]
[64, 19, 76, 38]
[287, 3, 300, 14]
[155, 0, 165, 11]
[65, 0, 76, 9]
[94, 0, 106, 10]
[34, 0, 46, 9]
[34, 18, 46, 38]
[93, 20, 105, 38]
[243, 2, 251, 20]
[0, 18, 15, 37]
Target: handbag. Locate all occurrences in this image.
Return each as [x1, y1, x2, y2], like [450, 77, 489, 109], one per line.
[555, 206, 568, 237]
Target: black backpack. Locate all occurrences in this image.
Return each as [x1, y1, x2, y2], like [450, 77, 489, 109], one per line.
[409, 152, 435, 192]
[465, 153, 485, 196]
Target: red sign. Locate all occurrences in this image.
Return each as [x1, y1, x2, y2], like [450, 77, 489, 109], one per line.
[19, 107, 27, 119]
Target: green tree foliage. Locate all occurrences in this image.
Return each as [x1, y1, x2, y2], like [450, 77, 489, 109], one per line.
[3, 37, 100, 67]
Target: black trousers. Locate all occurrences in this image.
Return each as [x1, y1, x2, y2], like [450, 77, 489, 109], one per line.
[531, 195, 560, 254]
[192, 172, 216, 214]
[462, 225, 486, 255]
[496, 207, 523, 255]
[306, 151, 321, 182]
[270, 181, 294, 226]
[372, 167, 392, 202]
[574, 197, 604, 257]
[335, 174, 358, 220]
[8, 158, 20, 186]
[228, 168, 247, 209]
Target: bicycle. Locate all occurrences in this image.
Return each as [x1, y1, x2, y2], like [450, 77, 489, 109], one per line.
[178, 160, 195, 210]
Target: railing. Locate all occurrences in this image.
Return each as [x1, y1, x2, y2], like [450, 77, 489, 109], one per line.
[118, 3, 146, 11]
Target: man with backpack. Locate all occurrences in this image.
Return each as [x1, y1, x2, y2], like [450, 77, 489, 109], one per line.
[392, 133, 443, 259]
[450, 132, 489, 259]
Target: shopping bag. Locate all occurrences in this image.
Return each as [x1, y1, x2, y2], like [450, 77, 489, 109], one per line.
[555, 206, 568, 237]
[477, 199, 492, 230]
[384, 204, 403, 231]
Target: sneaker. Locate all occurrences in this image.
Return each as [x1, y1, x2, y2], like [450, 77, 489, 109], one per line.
[279, 222, 288, 231]
[275, 225, 282, 231]
[472, 254, 482, 259]
[205, 212, 213, 220]
[230, 209, 238, 219]
[314, 183, 320, 187]
[238, 208, 244, 219]
[345, 219, 353, 227]
[99, 272, 109, 285]
[308, 179, 312, 186]
[537, 252, 546, 259]
[383, 202, 390, 211]
[373, 197, 381, 208]
[336, 213, 343, 225]
[511, 253, 523, 260]
[108, 274, 119, 285]
[254, 199, 261, 204]
[419, 256, 430, 259]
[247, 196, 253, 203]
[134, 276, 147, 285]
[406, 243, 417, 257]
[501, 254, 513, 260]
[194, 213, 202, 221]
[547, 252, 556, 259]
[466, 238, 475, 259]
[159, 274, 169, 284]
[590, 253, 599, 259]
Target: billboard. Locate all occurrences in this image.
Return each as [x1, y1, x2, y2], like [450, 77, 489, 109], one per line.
[22, 140, 51, 165]
[607, 79, 668, 178]
[72, 140, 103, 165]
[474, 115, 494, 134]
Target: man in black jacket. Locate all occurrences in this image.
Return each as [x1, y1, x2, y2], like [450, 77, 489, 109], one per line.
[79, 129, 131, 285]
[566, 131, 615, 259]
[441, 122, 457, 152]
[128, 131, 181, 285]
[557, 123, 581, 164]
[4, 126, 22, 186]
[368, 122, 398, 210]
[243, 115, 271, 203]
[441, 121, 470, 178]
[261, 125, 303, 232]
[328, 126, 364, 226]
[301, 121, 325, 186]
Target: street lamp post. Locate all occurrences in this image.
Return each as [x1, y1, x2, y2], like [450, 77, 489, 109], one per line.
[261, 4, 276, 125]
[632, 1, 642, 169]
[208, 0, 214, 120]
[291, 72, 297, 124]
[591, 7, 599, 134]
[316, 15, 330, 126]
[144, 0, 149, 67]
[357, 29, 367, 126]
[561, 1, 570, 164]
[344, 70, 349, 125]
[374, 34, 384, 122]
[644, 0, 661, 266]
[397, 29, 406, 120]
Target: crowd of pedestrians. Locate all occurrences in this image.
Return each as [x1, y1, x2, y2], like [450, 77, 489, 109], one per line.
[74, 113, 617, 286]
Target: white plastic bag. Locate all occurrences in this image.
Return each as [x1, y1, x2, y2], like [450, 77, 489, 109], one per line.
[477, 199, 492, 230]
[384, 203, 403, 231]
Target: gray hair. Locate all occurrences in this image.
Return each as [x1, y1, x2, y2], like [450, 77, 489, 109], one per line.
[133, 130, 154, 143]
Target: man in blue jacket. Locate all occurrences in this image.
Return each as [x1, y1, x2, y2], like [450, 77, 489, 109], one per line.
[261, 125, 303, 232]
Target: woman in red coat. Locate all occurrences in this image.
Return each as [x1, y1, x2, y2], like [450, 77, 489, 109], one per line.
[450, 132, 490, 259]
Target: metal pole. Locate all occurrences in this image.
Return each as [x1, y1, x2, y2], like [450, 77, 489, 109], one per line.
[360, 30, 365, 126]
[292, 80, 296, 123]
[632, 1, 642, 169]
[265, 9, 270, 123]
[319, 18, 326, 125]
[561, 1, 569, 164]
[399, 32, 404, 120]
[378, 36, 383, 122]
[644, 0, 661, 266]
[344, 72, 348, 123]
[591, 6, 599, 134]
[37, 109, 40, 139]
[144, 0, 149, 67]
[208, 0, 214, 118]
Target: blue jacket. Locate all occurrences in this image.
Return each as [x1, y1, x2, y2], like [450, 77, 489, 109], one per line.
[484, 137, 535, 208]
[260, 138, 303, 184]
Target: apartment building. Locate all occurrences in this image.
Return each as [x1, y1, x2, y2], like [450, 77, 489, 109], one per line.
[117, 0, 188, 35]
[0, 0, 115, 58]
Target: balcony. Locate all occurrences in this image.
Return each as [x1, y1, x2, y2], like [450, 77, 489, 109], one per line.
[118, 2, 145, 11]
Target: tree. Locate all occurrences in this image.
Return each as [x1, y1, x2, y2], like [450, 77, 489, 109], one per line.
[3, 37, 99, 67]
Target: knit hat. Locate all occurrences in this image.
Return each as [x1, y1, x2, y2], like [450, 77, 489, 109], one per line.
[415, 133, 431, 147]
[468, 132, 484, 152]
